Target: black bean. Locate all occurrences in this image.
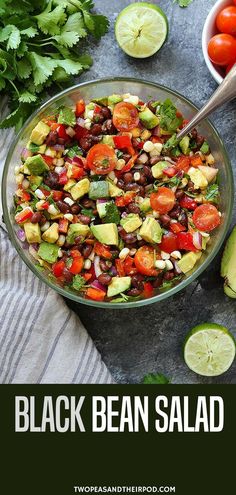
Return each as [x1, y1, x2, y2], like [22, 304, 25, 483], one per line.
[31, 212, 42, 224]
[56, 200, 70, 214]
[175, 190, 184, 199]
[178, 212, 188, 227]
[164, 271, 174, 281]
[100, 259, 111, 272]
[100, 107, 111, 119]
[70, 204, 80, 215]
[98, 273, 112, 286]
[131, 274, 144, 290]
[127, 203, 140, 214]
[90, 123, 103, 136]
[63, 269, 73, 284]
[118, 226, 127, 240]
[44, 172, 59, 189]
[45, 131, 57, 146]
[138, 185, 145, 197]
[153, 277, 163, 288]
[82, 244, 93, 258]
[160, 214, 171, 227]
[39, 214, 47, 226]
[117, 179, 125, 189]
[102, 119, 116, 134]
[126, 288, 142, 296]
[79, 137, 92, 151]
[78, 214, 91, 225]
[123, 172, 133, 184]
[137, 240, 146, 247]
[143, 165, 153, 179]
[125, 182, 139, 191]
[169, 206, 181, 219]
[81, 198, 95, 209]
[122, 153, 131, 163]
[147, 100, 156, 113]
[137, 173, 147, 185]
[124, 233, 137, 244]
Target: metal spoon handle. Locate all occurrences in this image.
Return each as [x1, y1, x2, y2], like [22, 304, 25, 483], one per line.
[177, 64, 236, 141]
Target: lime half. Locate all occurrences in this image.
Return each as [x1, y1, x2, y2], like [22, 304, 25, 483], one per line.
[184, 323, 236, 377]
[115, 2, 168, 58]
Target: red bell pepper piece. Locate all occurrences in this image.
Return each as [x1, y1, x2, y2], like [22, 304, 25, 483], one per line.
[70, 165, 84, 180]
[113, 135, 132, 149]
[41, 155, 54, 166]
[115, 191, 135, 207]
[150, 136, 163, 144]
[124, 256, 137, 275]
[58, 218, 69, 234]
[58, 170, 68, 186]
[115, 259, 126, 277]
[57, 124, 68, 140]
[15, 207, 33, 224]
[53, 260, 65, 278]
[190, 155, 203, 167]
[119, 154, 138, 174]
[75, 99, 85, 117]
[175, 156, 191, 173]
[143, 282, 154, 298]
[180, 195, 198, 210]
[41, 201, 50, 210]
[170, 222, 186, 234]
[159, 232, 178, 253]
[94, 242, 112, 260]
[20, 191, 31, 202]
[69, 253, 84, 274]
[177, 232, 198, 251]
[163, 166, 177, 178]
[52, 190, 63, 202]
[40, 188, 50, 197]
[93, 104, 102, 114]
[86, 287, 106, 301]
[82, 273, 92, 282]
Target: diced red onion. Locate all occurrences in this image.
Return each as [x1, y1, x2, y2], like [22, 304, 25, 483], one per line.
[97, 199, 107, 204]
[109, 266, 117, 276]
[53, 144, 65, 151]
[21, 148, 32, 161]
[76, 118, 85, 127]
[66, 126, 76, 138]
[73, 156, 83, 166]
[152, 125, 161, 137]
[193, 232, 203, 250]
[90, 279, 106, 292]
[174, 261, 182, 274]
[164, 157, 176, 165]
[16, 228, 26, 242]
[94, 255, 102, 278]
[65, 157, 73, 164]
[121, 212, 128, 218]
[31, 243, 39, 251]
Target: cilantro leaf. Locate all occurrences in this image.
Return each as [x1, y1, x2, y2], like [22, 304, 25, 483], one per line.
[17, 58, 32, 79]
[27, 52, 57, 85]
[205, 184, 219, 203]
[159, 99, 183, 132]
[72, 274, 86, 291]
[104, 202, 121, 225]
[58, 105, 76, 126]
[173, 0, 193, 7]
[19, 91, 37, 103]
[142, 373, 171, 384]
[35, 4, 67, 36]
[6, 25, 21, 50]
[20, 27, 38, 38]
[67, 145, 83, 157]
[80, 208, 94, 218]
[162, 133, 179, 151]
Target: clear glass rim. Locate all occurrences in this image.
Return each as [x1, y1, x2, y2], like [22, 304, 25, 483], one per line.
[2, 76, 234, 309]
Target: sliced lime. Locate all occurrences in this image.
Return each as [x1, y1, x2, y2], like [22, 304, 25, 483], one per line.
[115, 2, 168, 59]
[184, 323, 236, 377]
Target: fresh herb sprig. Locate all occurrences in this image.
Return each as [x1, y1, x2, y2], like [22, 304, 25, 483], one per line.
[0, 0, 109, 131]
[173, 0, 193, 7]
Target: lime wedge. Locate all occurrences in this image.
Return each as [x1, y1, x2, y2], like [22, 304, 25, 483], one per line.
[184, 323, 236, 377]
[115, 2, 168, 58]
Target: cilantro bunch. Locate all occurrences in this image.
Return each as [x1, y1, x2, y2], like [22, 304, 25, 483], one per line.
[0, 0, 109, 130]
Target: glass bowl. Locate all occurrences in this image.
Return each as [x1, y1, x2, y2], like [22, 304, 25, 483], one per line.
[2, 78, 234, 309]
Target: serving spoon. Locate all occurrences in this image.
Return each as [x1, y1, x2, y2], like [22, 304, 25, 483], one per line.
[176, 63, 236, 142]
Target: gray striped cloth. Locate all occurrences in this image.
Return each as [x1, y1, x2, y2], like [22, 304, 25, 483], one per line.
[0, 101, 113, 384]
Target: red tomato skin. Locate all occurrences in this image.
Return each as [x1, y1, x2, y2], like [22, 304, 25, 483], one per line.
[113, 102, 139, 132]
[170, 222, 186, 234]
[208, 34, 236, 66]
[87, 144, 116, 175]
[177, 232, 198, 252]
[53, 260, 65, 278]
[150, 187, 175, 214]
[226, 61, 236, 74]
[75, 100, 85, 117]
[216, 6, 236, 37]
[159, 232, 178, 254]
[179, 195, 198, 210]
[175, 156, 191, 173]
[57, 124, 68, 140]
[113, 135, 132, 149]
[192, 204, 221, 232]
[58, 218, 69, 234]
[143, 282, 154, 299]
[69, 254, 84, 274]
[52, 190, 63, 202]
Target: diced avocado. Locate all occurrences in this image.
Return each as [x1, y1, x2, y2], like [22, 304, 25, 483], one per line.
[42, 222, 59, 244]
[108, 94, 123, 106]
[26, 141, 47, 154]
[23, 163, 31, 175]
[177, 251, 202, 274]
[84, 102, 95, 119]
[91, 223, 118, 246]
[102, 135, 115, 147]
[200, 141, 210, 154]
[24, 222, 41, 244]
[89, 181, 109, 200]
[30, 121, 50, 145]
[29, 175, 43, 188]
[58, 106, 76, 127]
[66, 223, 90, 244]
[139, 217, 162, 244]
[96, 201, 111, 218]
[139, 107, 160, 129]
[179, 136, 190, 155]
[198, 165, 218, 183]
[188, 167, 208, 189]
[70, 178, 90, 200]
[120, 214, 142, 233]
[221, 226, 236, 299]
[38, 242, 59, 263]
[25, 155, 49, 175]
[92, 96, 109, 106]
[64, 179, 76, 191]
[107, 276, 131, 297]
[140, 198, 151, 213]
[107, 181, 123, 197]
[151, 161, 167, 179]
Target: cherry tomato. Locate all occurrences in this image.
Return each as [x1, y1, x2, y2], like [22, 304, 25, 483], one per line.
[53, 260, 65, 278]
[52, 190, 63, 202]
[87, 144, 117, 175]
[115, 191, 135, 207]
[75, 99, 85, 117]
[216, 6, 236, 37]
[113, 102, 139, 132]
[70, 165, 84, 180]
[170, 222, 186, 234]
[69, 253, 84, 274]
[159, 232, 178, 254]
[134, 246, 158, 276]
[177, 232, 197, 252]
[113, 135, 132, 149]
[179, 195, 198, 210]
[86, 287, 106, 301]
[192, 204, 221, 232]
[208, 34, 236, 66]
[226, 61, 236, 74]
[163, 166, 177, 178]
[175, 156, 191, 173]
[150, 187, 175, 214]
[57, 124, 68, 140]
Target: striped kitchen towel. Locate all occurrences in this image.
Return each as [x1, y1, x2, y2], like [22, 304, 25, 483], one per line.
[0, 102, 113, 384]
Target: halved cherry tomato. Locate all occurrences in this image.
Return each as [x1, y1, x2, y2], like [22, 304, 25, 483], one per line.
[115, 191, 135, 207]
[57, 124, 68, 140]
[58, 218, 69, 234]
[53, 260, 65, 278]
[193, 204, 221, 232]
[119, 154, 138, 174]
[20, 191, 31, 202]
[94, 242, 112, 259]
[190, 155, 202, 167]
[41, 201, 50, 210]
[41, 155, 54, 167]
[180, 119, 190, 129]
[175, 155, 191, 172]
[177, 232, 197, 251]
[75, 99, 85, 117]
[115, 259, 126, 277]
[208, 33, 236, 66]
[159, 232, 178, 254]
[52, 190, 63, 201]
[69, 253, 84, 274]
[15, 207, 33, 224]
[86, 287, 106, 301]
[170, 222, 186, 234]
[216, 6, 236, 37]
[150, 187, 175, 214]
[134, 246, 158, 276]
[143, 282, 154, 299]
[113, 135, 132, 149]
[87, 144, 117, 175]
[124, 256, 138, 275]
[179, 195, 198, 210]
[163, 166, 177, 178]
[113, 102, 139, 132]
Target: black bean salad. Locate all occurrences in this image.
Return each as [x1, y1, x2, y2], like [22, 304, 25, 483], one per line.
[14, 93, 221, 303]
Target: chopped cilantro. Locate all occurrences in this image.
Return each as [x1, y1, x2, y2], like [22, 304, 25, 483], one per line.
[200, 141, 210, 154]
[72, 275, 86, 292]
[205, 184, 219, 203]
[58, 106, 76, 127]
[67, 145, 83, 158]
[80, 208, 94, 218]
[162, 133, 179, 151]
[159, 99, 183, 132]
[103, 202, 121, 225]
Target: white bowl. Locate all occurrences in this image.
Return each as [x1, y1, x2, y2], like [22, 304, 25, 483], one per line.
[202, 0, 233, 84]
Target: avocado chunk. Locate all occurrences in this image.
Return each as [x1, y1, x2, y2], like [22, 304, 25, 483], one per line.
[188, 167, 208, 189]
[221, 226, 236, 299]
[177, 251, 202, 274]
[64, 179, 76, 192]
[107, 181, 123, 197]
[96, 201, 111, 218]
[24, 222, 41, 244]
[70, 178, 90, 200]
[29, 175, 43, 189]
[151, 161, 167, 179]
[102, 135, 115, 147]
[140, 198, 151, 213]
[91, 223, 118, 246]
[179, 136, 190, 155]
[139, 107, 159, 129]
[38, 242, 59, 263]
[27, 142, 47, 154]
[92, 96, 109, 106]
[120, 214, 142, 233]
[66, 223, 90, 244]
[139, 217, 162, 244]
[58, 106, 76, 127]
[108, 94, 123, 106]
[89, 181, 109, 200]
[107, 276, 131, 297]
[42, 222, 59, 244]
[25, 155, 49, 175]
[30, 121, 50, 145]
